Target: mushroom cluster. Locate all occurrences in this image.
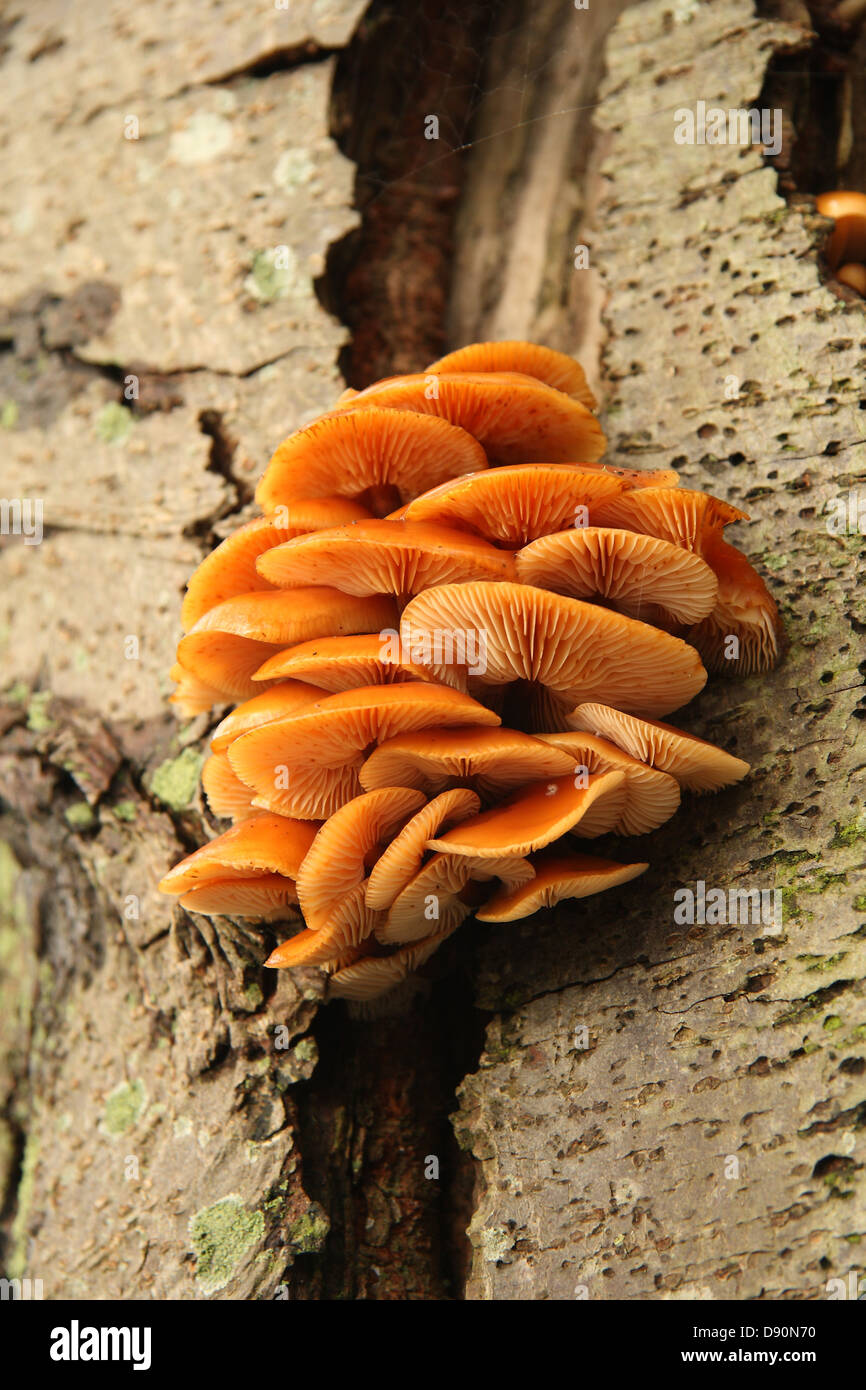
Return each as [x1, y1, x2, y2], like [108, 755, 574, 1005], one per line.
[160, 342, 782, 1001]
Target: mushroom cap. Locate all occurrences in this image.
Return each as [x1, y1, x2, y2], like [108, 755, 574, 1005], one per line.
[536, 731, 681, 834]
[515, 527, 719, 626]
[400, 465, 623, 546]
[257, 518, 516, 596]
[169, 663, 227, 719]
[326, 929, 455, 1001]
[180, 501, 373, 632]
[332, 373, 606, 465]
[399, 581, 708, 716]
[295, 786, 426, 928]
[425, 341, 597, 409]
[365, 788, 481, 910]
[836, 262, 866, 294]
[685, 536, 783, 675]
[210, 680, 323, 753]
[425, 769, 627, 856]
[201, 749, 258, 821]
[266, 883, 383, 966]
[591, 486, 747, 554]
[227, 682, 500, 819]
[568, 703, 750, 792]
[180, 875, 301, 921]
[256, 407, 488, 513]
[176, 589, 398, 704]
[251, 632, 466, 692]
[359, 725, 578, 798]
[815, 190, 866, 270]
[399, 463, 680, 546]
[159, 813, 318, 894]
[377, 851, 533, 944]
[476, 854, 648, 922]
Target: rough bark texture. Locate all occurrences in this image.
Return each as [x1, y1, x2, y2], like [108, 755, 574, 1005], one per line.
[1, 0, 864, 1303]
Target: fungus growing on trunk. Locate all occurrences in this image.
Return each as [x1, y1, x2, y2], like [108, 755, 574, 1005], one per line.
[252, 633, 465, 692]
[515, 526, 719, 626]
[475, 854, 648, 922]
[160, 339, 781, 999]
[568, 704, 750, 792]
[226, 683, 499, 819]
[257, 518, 516, 598]
[332, 372, 606, 464]
[426, 339, 598, 407]
[175, 589, 398, 705]
[399, 581, 708, 716]
[256, 407, 487, 514]
[364, 788, 482, 911]
[358, 725, 577, 798]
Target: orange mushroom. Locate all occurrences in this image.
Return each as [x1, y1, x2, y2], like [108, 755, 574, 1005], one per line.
[400, 581, 707, 718]
[257, 518, 516, 600]
[685, 535, 783, 675]
[425, 769, 627, 857]
[227, 683, 500, 819]
[359, 725, 578, 798]
[515, 527, 719, 627]
[535, 487, 781, 673]
[476, 853, 648, 922]
[201, 749, 258, 821]
[836, 262, 866, 294]
[169, 662, 229, 719]
[251, 633, 465, 693]
[591, 486, 747, 553]
[160, 812, 317, 889]
[400, 465, 679, 549]
[180, 501, 373, 632]
[377, 851, 533, 944]
[256, 407, 488, 515]
[175, 589, 398, 705]
[426, 340, 598, 409]
[815, 190, 866, 271]
[568, 703, 750, 792]
[209, 680, 323, 753]
[536, 731, 681, 835]
[332, 373, 606, 465]
[266, 883, 383, 967]
[158, 338, 777, 1000]
[180, 875, 301, 921]
[326, 929, 456, 1001]
[294, 786, 426, 928]
[365, 788, 481, 911]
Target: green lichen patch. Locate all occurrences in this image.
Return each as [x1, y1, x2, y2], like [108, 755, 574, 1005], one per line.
[64, 802, 96, 831]
[189, 1196, 265, 1294]
[150, 748, 202, 810]
[830, 816, 866, 851]
[244, 247, 298, 303]
[26, 691, 54, 732]
[288, 1205, 329, 1253]
[102, 1078, 146, 1135]
[95, 402, 133, 445]
[112, 800, 138, 822]
[1, 401, 19, 429]
[4, 681, 29, 704]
